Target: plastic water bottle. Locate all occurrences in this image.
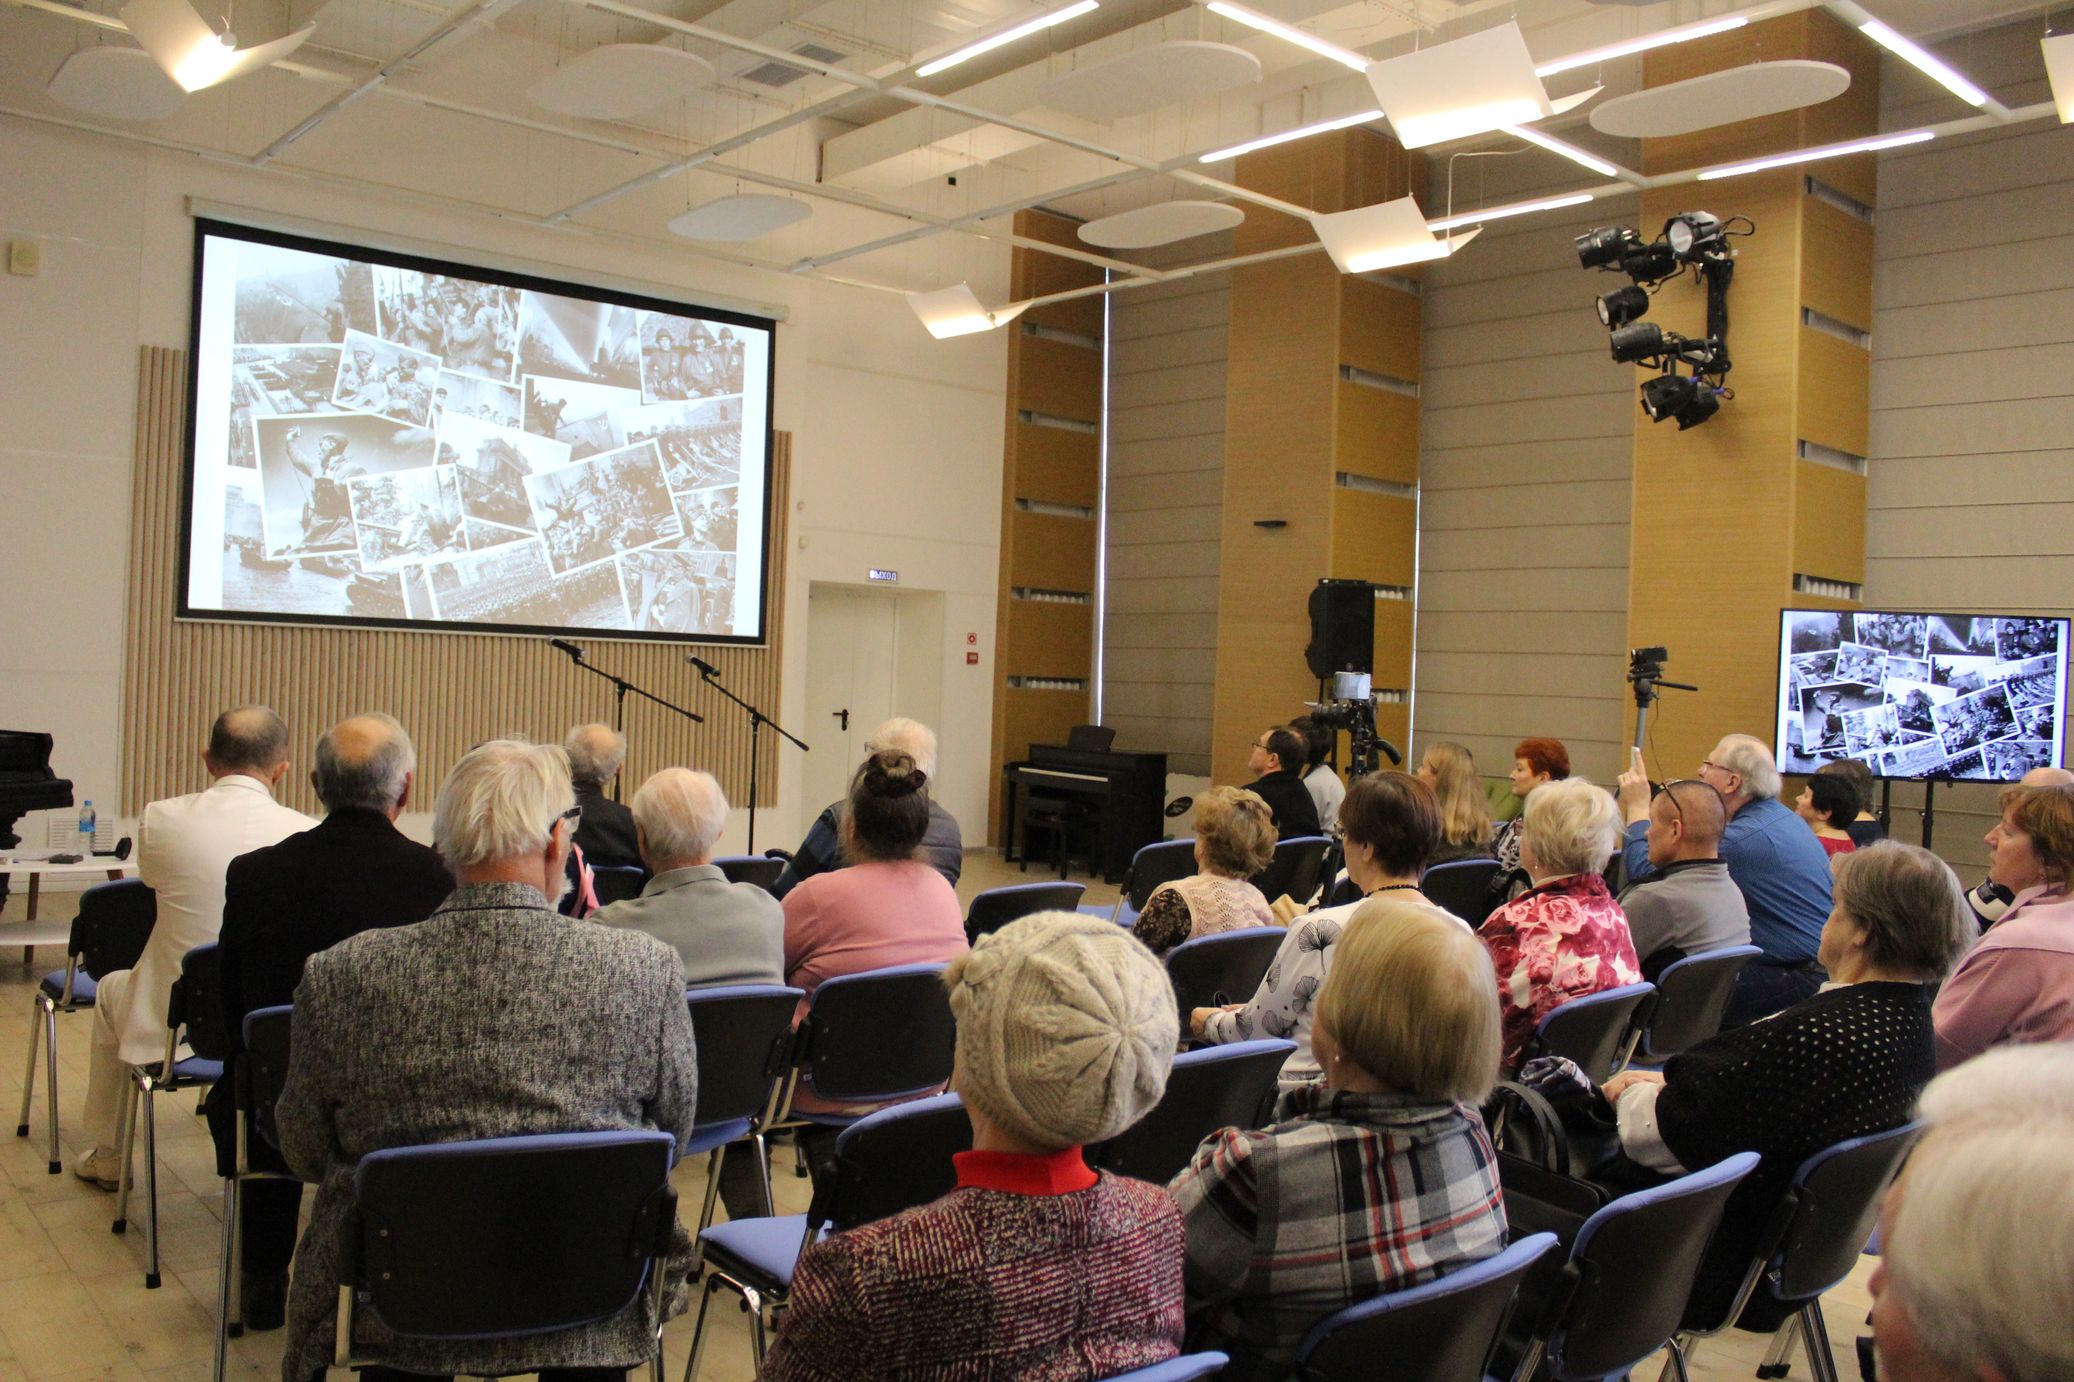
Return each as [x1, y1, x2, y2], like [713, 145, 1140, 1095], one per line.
[78, 799, 96, 850]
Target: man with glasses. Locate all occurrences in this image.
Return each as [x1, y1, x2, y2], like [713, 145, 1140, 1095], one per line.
[1619, 735, 1832, 1024]
[1614, 775, 1749, 979]
[1241, 724, 1322, 839]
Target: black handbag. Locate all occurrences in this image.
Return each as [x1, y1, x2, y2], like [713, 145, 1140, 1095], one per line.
[1484, 1081, 1612, 1243]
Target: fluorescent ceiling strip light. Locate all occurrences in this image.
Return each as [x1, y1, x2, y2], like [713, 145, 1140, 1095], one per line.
[1858, 19, 1990, 108]
[1501, 123, 1620, 177]
[1695, 128, 1934, 180]
[1199, 107, 1382, 163]
[1426, 192, 1595, 231]
[1392, 97, 1548, 149]
[1206, 0, 1369, 72]
[1534, 15, 1748, 78]
[915, 0, 1099, 77]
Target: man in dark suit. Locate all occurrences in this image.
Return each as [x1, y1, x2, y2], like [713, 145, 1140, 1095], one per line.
[565, 721, 641, 869]
[1242, 724, 1323, 838]
[203, 713, 451, 1330]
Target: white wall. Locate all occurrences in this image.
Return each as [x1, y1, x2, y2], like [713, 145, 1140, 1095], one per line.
[0, 116, 1008, 859]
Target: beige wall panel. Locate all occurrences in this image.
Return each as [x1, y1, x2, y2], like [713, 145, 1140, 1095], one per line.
[1003, 600, 1093, 679]
[1801, 197, 1877, 333]
[1010, 510, 1098, 593]
[1110, 361, 1227, 411]
[1110, 434, 1227, 479]
[1791, 462, 1868, 584]
[1108, 612, 1221, 652]
[1797, 327, 1871, 459]
[1112, 503, 1226, 545]
[1880, 182, 2074, 263]
[1104, 680, 1215, 723]
[1111, 323, 1228, 371]
[1017, 336, 1102, 423]
[1107, 576, 1221, 616]
[1419, 649, 1627, 700]
[1424, 269, 1611, 329]
[1338, 278, 1421, 381]
[122, 349, 791, 815]
[1865, 452, 2074, 510]
[1334, 383, 1420, 485]
[1110, 288, 1233, 341]
[1872, 342, 2074, 413]
[1424, 566, 1631, 613]
[1421, 480, 1632, 532]
[1872, 287, 2074, 365]
[1879, 125, 2074, 211]
[1109, 397, 1227, 444]
[1329, 490, 1417, 589]
[1870, 500, 2074, 556]
[1420, 609, 1633, 654]
[1107, 541, 1225, 582]
[1423, 393, 1635, 453]
[1024, 296, 1103, 338]
[1419, 524, 1630, 573]
[1426, 350, 1635, 411]
[1420, 440, 1634, 490]
[1013, 422, 1099, 509]
[1425, 307, 1602, 369]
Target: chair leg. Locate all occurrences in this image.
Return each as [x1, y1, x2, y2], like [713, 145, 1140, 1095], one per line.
[227, 1176, 245, 1337]
[1802, 1303, 1842, 1382]
[1659, 1335, 1699, 1382]
[1667, 1335, 1695, 1382]
[1757, 1313, 1805, 1379]
[681, 1272, 723, 1382]
[113, 1075, 139, 1234]
[214, 1178, 236, 1382]
[752, 1133, 773, 1218]
[143, 1075, 162, 1288]
[42, 1000, 61, 1173]
[17, 999, 41, 1140]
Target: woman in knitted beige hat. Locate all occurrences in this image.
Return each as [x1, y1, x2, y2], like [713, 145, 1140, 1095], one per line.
[759, 913, 1187, 1382]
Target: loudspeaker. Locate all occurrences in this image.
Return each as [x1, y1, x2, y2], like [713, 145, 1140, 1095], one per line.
[1306, 579, 1374, 679]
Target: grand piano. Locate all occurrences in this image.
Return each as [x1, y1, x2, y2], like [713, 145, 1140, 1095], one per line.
[1002, 741, 1166, 884]
[0, 731, 73, 851]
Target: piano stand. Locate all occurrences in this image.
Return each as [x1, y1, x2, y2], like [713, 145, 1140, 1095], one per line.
[1017, 796, 1096, 880]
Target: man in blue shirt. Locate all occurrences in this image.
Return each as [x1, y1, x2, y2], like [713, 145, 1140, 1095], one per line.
[1618, 734, 1830, 1026]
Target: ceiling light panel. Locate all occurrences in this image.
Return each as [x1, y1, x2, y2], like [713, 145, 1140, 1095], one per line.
[1199, 107, 1383, 164]
[914, 0, 1099, 78]
[1858, 20, 1990, 108]
[1534, 16, 1750, 79]
[1694, 129, 1934, 181]
[1204, 1, 1369, 72]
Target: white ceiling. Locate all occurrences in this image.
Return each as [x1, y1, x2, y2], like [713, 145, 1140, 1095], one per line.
[0, 0, 2061, 294]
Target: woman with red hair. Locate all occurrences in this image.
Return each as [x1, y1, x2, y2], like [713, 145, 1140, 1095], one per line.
[1492, 737, 1570, 874]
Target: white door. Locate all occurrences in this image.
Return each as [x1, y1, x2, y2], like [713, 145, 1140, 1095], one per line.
[802, 584, 901, 813]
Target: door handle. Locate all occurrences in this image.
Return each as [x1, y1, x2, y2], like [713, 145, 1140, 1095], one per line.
[834, 708, 849, 731]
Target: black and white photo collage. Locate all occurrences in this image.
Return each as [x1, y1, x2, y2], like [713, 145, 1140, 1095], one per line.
[1779, 611, 2066, 781]
[204, 237, 755, 636]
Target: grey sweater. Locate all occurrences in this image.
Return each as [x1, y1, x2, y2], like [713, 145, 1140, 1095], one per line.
[1616, 858, 1752, 972]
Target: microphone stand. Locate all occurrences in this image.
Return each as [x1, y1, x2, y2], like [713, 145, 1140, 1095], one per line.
[688, 657, 807, 851]
[552, 645, 704, 802]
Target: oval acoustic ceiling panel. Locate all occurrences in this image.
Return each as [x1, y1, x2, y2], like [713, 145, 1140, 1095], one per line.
[1080, 200, 1245, 250]
[529, 44, 716, 121]
[1040, 40, 1262, 122]
[1590, 60, 1851, 138]
[47, 47, 187, 121]
[667, 195, 813, 242]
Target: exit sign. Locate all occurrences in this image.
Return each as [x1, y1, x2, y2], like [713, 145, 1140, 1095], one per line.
[867, 568, 899, 583]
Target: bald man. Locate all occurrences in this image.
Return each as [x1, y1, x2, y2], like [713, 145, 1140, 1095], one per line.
[565, 722, 641, 869]
[200, 713, 452, 1329]
[1615, 778, 1750, 977]
[1967, 764, 2074, 931]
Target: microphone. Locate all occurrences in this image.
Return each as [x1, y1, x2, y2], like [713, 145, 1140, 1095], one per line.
[550, 639, 585, 661]
[685, 654, 720, 677]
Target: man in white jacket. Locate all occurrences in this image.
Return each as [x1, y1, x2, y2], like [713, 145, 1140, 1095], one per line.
[74, 706, 313, 1187]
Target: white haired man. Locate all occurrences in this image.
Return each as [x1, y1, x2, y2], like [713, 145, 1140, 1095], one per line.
[564, 722, 640, 869]
[74, 707, 314, 1188]
[1618, 735, 1832, 1025]
[272, 739, 697, 1382]
[772, 717, 963, 898]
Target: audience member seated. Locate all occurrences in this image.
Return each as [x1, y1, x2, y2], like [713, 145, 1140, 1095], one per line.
[1620, 734, 1832, 1026]
[564, 722, 640, 869]
[1291, 715, 1344, 835]
[1240, 724, 1323, 839]
[1492, 737, 1570, 874]
[1132, 786, 1277, 957]
[203, 713, 451, 1330]
[1871, 1044, 2074, 1382]
[1795, 772, 1861, 856]
[1614, 778, 1749, 979]
[273, 739, 698, 1382]
[74, 706, 314, 1190]
[1194, 772, 1456, 1087]
[1933, 783, 2074, 1068]
[1963, 765, 2074, 930]
[1415, 740, 1496, 865]
[759, 914, 1183, 1381]
[1818, 758, 1887, 848]
[1599, 842, 1972, 1328]
[773, 717, 963, 898]
[1171, 901, 1507, 1382]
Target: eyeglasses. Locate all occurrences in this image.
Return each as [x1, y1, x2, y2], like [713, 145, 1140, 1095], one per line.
[546, 804, 581, 841]
[1657, 779, 1702, 827]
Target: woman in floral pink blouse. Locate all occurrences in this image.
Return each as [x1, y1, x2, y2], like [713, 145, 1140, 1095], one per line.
[1476, 776, 1641, 1068]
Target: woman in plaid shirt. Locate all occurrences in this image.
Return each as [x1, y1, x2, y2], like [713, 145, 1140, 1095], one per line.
[1170, 900, 1508, 1381]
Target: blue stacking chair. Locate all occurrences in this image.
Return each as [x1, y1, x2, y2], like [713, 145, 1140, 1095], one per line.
[966, 881, 1085, 944]
[214, 1005, 296, 1382]
[114, 941, 230, 1288]
[685, 1092, 973, 1379]
[590, 864, 649, 905]
[1421, 858, 1504, 926]
[1531, 983, 1656, 1082]
[1294, 1233, 1560, 1382]
[1099, 839, 1199, 927]
[1251, 835, 1333, 906]
[771, 962, 957, 1137]
[715, 855, 785, 892]
[1166, 928, 1287, 1026]
[1508, 1151, 1761, 1382]
[682, 984, 803, 1237]
[1090, 1038, 1296, 1185]
[334, 1130, 679, 1382]
[1099, 1354, 1230, 1380]
[1622, 946, 1762, 1069]
[15, 877, 154, 1173]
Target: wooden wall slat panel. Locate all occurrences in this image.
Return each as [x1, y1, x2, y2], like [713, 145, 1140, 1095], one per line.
[120, 347, 791, 815]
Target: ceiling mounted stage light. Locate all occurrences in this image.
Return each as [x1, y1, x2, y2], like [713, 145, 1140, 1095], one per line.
[1641, 372, 1720, 430]
[119, 0, 313, 92]
[905, 283, 1031, 339]
[1364, 21, 1599, 150]
[1576, 224, 1640, 269]
[1596, 284, 1649, 329]
[1665, 211, 1725, 258]
[1610, 321, 1666, 364]
[1310, 196, 1479, 274]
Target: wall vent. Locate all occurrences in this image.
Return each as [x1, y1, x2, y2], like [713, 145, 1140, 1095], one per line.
[1336, 471, 1417, 499]
[1802, 306, 1871, 349]
[1798, 440, 1868, 475]
[1015, 498, 1096, 519]
[1339, 364, 1420, 397]
[1018, 409, 1099, 434]
[1793, 573, 1862, 601]
[1023, 321, 1100, 350]
[1805, 176, 1875, 224]
[1011, 587, 1092, 604]
[1008, 676, 1087, 691]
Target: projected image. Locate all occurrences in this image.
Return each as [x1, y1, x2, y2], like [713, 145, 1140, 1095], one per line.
[185, 221, 773, 641]
[1776, 609, 2070, 782]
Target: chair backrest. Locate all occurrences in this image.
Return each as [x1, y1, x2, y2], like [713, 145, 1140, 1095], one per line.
[170, 943, 232, 1062]
[816, 1092, 974, 1232]
[1767, 1123, 1921, 1305]
[344, 1130, 676, 1339]
[1166, 928, 1288, 1018]
[1098, 1353, 1230, 1381]
[1542, 1151, 1760, 1382]
[1068, 724, 1118, 752]
[685, 985, 804, 1131]
[1532, 982, 1655, 1082]
[72, 877, 155, 977]
[1251, 836, 1332, 904]
[1639, 945, 1762, 1061]
[965, 882, 1086, 944]
[1126, 840, 1200, 912]
[1294, 1233, 1560, 1382]
[1420, 858, 1503, 926]
[715, 855, 785, 892]
[240, 1005, 294, 1151]
[589, 864, 648, 905]
[1090, 1038, 1297, 1184]
[798, 963, 956, 1105]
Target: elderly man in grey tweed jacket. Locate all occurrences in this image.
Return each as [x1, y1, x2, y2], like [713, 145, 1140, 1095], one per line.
[273, 738, 699, 1382]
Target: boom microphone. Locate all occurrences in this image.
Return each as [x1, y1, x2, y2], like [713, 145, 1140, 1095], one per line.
[549, 639, 585, 660]
[685, 654, 721, 677]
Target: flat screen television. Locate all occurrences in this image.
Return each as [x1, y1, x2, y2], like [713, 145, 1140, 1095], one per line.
[179, 218, 775, 644]
[1774, 609, 2069, 781]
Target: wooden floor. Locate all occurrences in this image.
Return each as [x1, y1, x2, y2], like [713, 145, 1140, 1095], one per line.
[0, 851, 1875, 1382]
